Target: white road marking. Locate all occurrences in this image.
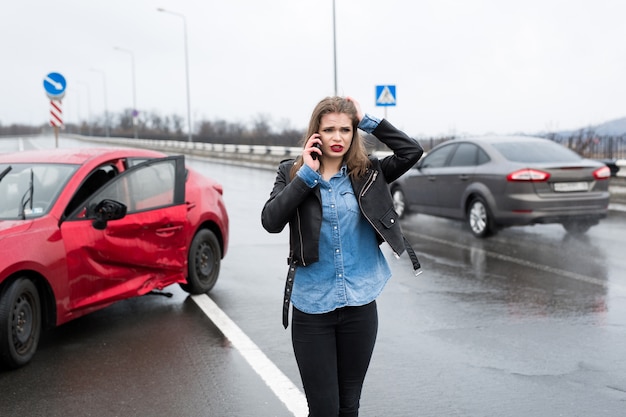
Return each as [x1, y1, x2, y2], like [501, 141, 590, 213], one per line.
[191, 294, 308, 417]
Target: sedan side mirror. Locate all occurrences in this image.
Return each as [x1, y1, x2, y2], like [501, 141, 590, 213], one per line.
[91, 199, 127, 230]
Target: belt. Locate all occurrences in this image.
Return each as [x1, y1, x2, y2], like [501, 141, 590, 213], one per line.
[282, 258, 297, 329]
[403, 236, 423, 276]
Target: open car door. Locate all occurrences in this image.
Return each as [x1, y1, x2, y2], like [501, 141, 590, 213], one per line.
[60, 155, 188, 314]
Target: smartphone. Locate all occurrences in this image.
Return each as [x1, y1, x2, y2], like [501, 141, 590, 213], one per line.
[311, 142, 322, 160]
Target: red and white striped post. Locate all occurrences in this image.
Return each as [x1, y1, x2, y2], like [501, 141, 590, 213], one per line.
[43, 72, 67, 148]
[49, 99, 63, 148]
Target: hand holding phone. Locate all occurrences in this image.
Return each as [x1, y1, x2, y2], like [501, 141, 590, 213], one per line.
[311, 142, 322, 160]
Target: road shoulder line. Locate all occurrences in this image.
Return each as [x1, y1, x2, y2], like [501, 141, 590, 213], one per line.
[191, 294, 307, 417]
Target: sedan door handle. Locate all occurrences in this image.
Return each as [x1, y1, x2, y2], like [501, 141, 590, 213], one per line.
[458, 174, 470, 181]
[427, 176, 437, 181]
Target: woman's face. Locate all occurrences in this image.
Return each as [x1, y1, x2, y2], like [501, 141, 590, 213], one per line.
[318, 112, 353, 162]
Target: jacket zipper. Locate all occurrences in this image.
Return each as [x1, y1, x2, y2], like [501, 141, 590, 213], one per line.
[360, 170, 378, 197]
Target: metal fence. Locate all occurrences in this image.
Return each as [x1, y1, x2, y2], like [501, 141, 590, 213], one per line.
[69, 133, 626, 177]
[417, 134, 626, 160]
[551, 134, 626, 160]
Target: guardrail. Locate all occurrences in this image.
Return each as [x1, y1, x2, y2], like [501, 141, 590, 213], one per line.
[70, 134, 301, 169]
[71, 134, 626, 177]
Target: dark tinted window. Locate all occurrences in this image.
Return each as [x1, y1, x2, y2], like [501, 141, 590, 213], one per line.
[492, 141, 582, 163]
[448, 143, 478, 167]
[421, 144, 456, 168]
[477, 148, 490, 165]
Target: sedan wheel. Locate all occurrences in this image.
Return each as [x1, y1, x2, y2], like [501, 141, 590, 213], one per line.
[0, 278, 41, 369]
[180, 229, 221, 294]
[468, 197, 495, 238]
[392, 188, 407, 219]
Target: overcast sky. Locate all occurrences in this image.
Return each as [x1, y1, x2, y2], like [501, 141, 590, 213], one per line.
[2, 0, 625, 138]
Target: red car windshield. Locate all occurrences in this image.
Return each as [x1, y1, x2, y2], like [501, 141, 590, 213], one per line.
[0, 163, 77, 220]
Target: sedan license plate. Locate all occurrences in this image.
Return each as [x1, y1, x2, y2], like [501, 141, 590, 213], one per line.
[553, 181, 589, 192]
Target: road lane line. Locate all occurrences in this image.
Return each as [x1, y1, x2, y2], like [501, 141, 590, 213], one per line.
[191, 294, 308, 417]
[405, 231, 609, 288]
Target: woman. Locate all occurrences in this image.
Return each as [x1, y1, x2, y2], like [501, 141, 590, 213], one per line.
[261, 96, 423, 416]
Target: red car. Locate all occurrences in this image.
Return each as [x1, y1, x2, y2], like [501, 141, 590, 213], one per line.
[0, 147, 229, 369]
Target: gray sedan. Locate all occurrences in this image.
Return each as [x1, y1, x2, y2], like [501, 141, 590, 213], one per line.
[391, 136, 611, 237]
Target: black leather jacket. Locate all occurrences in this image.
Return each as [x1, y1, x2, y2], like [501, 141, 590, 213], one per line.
[261, 119, 424, 269]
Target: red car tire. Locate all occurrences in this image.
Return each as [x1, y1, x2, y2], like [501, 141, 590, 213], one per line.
[0, 277, 42, 369]
[180, 229, 222, 294]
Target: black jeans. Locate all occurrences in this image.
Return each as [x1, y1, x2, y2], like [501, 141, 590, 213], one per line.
[292, 301, 378, 417]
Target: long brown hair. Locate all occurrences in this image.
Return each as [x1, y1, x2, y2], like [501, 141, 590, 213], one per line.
[290, 96, 371, 180]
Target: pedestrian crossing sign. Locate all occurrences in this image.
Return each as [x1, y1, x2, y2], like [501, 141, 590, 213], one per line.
[375, 85, 396, 107]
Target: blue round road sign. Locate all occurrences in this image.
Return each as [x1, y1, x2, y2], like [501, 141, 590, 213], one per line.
[43, 72, 67, 99]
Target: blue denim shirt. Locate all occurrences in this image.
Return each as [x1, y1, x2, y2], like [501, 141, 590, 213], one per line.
[291, 114, 392, 314]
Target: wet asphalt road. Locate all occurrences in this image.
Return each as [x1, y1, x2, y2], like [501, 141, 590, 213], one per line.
[1, 136, 626, 416]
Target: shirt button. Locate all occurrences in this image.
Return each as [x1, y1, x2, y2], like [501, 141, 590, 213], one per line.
[331, 204, 335, 208]
[336, 249, 340, 253]
[391, 219, 395, 223]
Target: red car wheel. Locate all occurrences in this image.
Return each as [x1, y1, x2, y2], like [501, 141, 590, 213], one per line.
[180, 229, 221, 294]
[0, 277, 41, 369]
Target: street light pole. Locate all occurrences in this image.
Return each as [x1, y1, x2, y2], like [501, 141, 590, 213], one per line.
[157, 7, 193, 142]
[89, 68, 110, 137]
[114, 46, 139, 139]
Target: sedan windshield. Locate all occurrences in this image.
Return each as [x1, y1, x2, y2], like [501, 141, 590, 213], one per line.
[0, 163, 77, 220]
[492, 141, 583, 163]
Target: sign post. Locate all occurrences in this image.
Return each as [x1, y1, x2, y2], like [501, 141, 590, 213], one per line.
[375, 85, 397, 120]
[43, 72, 67, 148]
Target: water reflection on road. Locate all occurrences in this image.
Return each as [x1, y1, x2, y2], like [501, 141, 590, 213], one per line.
[401, 210, 626, 321]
